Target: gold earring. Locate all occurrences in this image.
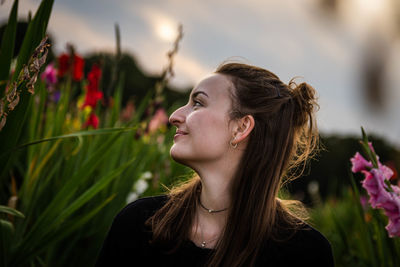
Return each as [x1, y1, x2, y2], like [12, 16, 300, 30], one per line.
[230, 139, 238, 149]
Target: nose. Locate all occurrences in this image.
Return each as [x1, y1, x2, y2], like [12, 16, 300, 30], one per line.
[169, 105, 185, 126]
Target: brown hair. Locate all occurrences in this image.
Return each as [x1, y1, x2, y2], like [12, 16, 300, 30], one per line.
[146, 63, 319, 266]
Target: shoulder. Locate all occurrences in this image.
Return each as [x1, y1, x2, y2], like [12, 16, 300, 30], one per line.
[95, 196, 168, 266]
[290, 224, 332, 252]
[115, 195, 168, 224]
[260, 223, 334, 266]
[101, 195, 168, 247]
[287, 224, 334, 266]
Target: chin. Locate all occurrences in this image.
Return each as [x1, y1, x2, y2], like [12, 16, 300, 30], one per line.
[170, 147, 185, 162]
[170, 147, 193, 167]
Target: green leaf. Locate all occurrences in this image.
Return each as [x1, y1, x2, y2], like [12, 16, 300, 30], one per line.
[10, 195, 115, 266]
[54, 157, 136, 225]
[14, 131, 127, 251]
[0, 219, 14, 267]
[349, 172, 378, 266]
[0, 205, 25, 218]
[0, 0, 18, 98]
[13, 154, 136, 261]
[0, 127, 136, 158]
[0, 0, 54, 201]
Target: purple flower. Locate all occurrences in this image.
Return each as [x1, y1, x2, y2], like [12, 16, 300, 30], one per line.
[51, 91, 61, 103]
[351, 152, 373, 173]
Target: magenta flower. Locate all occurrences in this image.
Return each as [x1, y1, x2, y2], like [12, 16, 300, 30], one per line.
[41, 63, 57, 91]
[361, 169, 391, 208]
[351, 137, 400, 237]
[386, 218, 400, 237]
[378, 162, 394, 180]
[351, 152, 373, 172]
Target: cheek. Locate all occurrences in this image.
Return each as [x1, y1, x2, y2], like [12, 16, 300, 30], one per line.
[169, 109, 231, 164]
[189, 112, 230, 149]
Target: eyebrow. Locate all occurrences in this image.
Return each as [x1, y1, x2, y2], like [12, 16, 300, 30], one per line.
[191, 91, 209, 99]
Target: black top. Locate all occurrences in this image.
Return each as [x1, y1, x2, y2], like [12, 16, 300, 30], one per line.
[95, 195, 334, 267]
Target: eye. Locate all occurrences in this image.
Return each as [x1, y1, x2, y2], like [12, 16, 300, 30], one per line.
[193, 100, 203, 108]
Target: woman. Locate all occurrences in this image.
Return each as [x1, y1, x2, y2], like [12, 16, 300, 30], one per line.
[96, 63, 334, 267]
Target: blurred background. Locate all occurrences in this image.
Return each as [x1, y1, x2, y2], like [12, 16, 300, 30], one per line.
[1, 0, 400, 266]
[2, 0, 400, 146]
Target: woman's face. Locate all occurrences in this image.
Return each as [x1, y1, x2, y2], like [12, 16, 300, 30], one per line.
[169, 74, 234, 166]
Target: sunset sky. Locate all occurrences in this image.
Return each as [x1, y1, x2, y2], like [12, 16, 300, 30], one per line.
[1, 0, 400, 146]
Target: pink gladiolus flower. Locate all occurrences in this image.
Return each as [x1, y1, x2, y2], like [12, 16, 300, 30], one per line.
[352, 140, 400, 237]
[386, 218, 400, 238]
[351, 152, 373, 173]
[148, 108, 168, 133]
[378, 162, 394, 180]
[361, 169, 391, 208]
[381, 198, 400, 220]
[41, 63, 57, 91]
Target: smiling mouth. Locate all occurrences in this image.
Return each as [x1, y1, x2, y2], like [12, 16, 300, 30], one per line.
[174, 130, 188, 140]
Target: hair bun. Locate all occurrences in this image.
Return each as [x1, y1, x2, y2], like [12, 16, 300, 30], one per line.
[289, 81, 318, 127]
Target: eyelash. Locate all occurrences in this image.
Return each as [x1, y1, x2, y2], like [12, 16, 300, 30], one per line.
[193, 100, 202, 107]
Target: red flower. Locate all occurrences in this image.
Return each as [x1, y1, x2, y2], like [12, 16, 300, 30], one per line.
[57, 53, 85, 81]
[82, 64, 103, 108]
[84, 113, 99, 129]
[58, 54, 70, 77]
[72, 55, 84, 81]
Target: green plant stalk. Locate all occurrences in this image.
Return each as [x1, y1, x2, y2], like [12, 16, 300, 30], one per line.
[349, 172, 379, 266]
[0, 0, 18, 97]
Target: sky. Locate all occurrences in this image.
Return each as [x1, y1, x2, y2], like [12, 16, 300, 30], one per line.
[1, 0, 400, 147]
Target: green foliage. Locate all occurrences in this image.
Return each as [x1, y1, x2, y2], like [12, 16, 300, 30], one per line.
[0, 0, 18, 97]
[0, 1, 190, 266]
[311, 184, 400, 267]
[0, 61, 189, 266]
[0, 0, 54, 201]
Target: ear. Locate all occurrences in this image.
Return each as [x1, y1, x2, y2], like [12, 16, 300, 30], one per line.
[231, 115, 255, 145]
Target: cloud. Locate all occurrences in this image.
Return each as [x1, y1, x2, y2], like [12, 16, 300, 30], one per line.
[47, 7, 115, 54]
[171, 53, 212, 89]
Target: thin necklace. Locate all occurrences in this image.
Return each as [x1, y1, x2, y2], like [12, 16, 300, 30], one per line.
[198, 197, 228, 213]
[197, 210, 220, 248]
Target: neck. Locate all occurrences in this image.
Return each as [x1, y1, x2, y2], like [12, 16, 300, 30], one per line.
[194, 160, 236, 227]
[200, 181, 230, 213]
[189, 146, 244, 245]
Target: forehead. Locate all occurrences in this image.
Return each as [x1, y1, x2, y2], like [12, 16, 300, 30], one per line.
[191, 73, 233, 98]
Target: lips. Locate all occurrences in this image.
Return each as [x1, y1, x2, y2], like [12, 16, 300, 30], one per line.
[174, 129, 188, 140]
[176, 130, 188, 135]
